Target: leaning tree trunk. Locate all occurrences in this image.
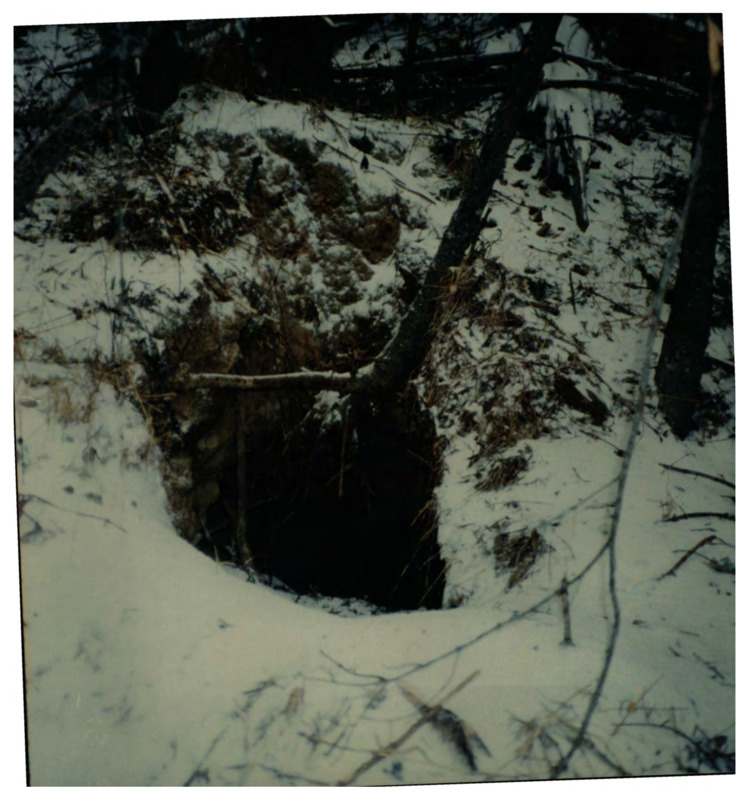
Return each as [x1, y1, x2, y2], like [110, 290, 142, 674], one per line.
[655, 48, 728, 439]
[367, 15, 562, 395]
[187, 15, 562, 397]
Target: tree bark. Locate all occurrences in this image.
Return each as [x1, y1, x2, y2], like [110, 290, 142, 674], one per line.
[655, 62, 728, 439]
[367, 14, 562, 395]
[184, 368, 365, 394]
[395, 13, 421, 117]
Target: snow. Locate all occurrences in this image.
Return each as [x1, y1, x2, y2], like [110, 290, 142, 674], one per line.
[11, 16, 737, 793]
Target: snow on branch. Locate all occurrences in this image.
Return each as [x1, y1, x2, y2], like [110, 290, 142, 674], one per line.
[183, 367, 369, 394]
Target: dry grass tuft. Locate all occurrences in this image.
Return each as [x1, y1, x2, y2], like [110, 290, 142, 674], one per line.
[493, 527, 551, 588]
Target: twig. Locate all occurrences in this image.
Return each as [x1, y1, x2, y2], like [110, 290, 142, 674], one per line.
[551, 506, 620, 778]
[562, 732, 630, 776]
[298, 730, 369, 756]
[550, 39, 720, 781]
[662, 512, 734, 523]
[612, 681, 659, 735]
[312, 136, 357, 164]
[588, 288, 637, 317]
[398, 682, 490, 771]
[618, 721, 699, 747]
[559, 576, 574, 646]
[704, 355, 734, 374]
[336, 670, 480, 786]
[546, 133, 613, 152]
[183, 725, 230, 786]
[19, 492, 128, 533]
[324, 477, 618, 688]
[692, 652, 725, 681]
[658, 536, 717, 579]
[319, 651, 387, 684]
[659, 462, 735, 489]
[550, 50, 698, 100]
[555, 716, 630, 776]
[568, 271, 577, 315]
[183, 368, 367, 394]
[541, 77, 697, 101]
[381, 169, 438, 204]
[257, 763, 330, 787]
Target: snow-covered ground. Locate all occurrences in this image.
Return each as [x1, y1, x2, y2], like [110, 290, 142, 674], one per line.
[10, 13, 739, 792]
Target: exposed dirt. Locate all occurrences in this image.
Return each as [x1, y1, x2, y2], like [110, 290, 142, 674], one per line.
[139, 291, 446, 612]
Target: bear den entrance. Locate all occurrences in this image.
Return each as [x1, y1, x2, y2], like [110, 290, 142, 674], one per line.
[184, 386, 446, 612]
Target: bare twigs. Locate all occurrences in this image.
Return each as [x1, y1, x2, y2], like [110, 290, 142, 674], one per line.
[257, 764, 330, 786]
[549, 27, 720, 778]
[568, 270, 577, 315]
[657, 536, 717, 580]
[320, 477, 618, 693]
[18, 492, 128, 533]
[662, 512, 734, 523]
[337, 670, 480, 786]
[612, 681, 659, 735]
[550, 505, 620, 778]
[183, 367, 368, 394]
[658, 462, 735, 489]
[559, 576, 574, 646]
[515, 686, 588, 762]
[618, 721, 734, 773]
[398, 682, 490, 771]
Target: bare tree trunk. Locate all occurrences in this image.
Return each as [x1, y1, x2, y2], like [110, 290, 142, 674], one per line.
[367, 14, 562, 395]
[655, 61, 728, 438]
[188, 15, 562, 399]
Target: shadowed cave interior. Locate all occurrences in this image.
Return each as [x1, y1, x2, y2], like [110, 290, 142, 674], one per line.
[190, 390, 447, 612]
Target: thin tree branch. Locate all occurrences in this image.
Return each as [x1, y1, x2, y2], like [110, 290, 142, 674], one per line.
[321, 476, 618, 689]
[332, 48, 698, 103]
[257, 764, 330, 787]
[336, 670, 480, 786]
[568, 271, 577, 315]
[662, 512, 734, 523]
[559, 576, 574, 646]
[658, 462, 735, 489]
[19, 492, 128, 533]
[541, 78, 697, 102]
[183, 367, 368, 394]
[549, 40, 718, 780]
[367, 14, 562, 394]
[552, 49, 696, 96]
[657, 536, 717, 580]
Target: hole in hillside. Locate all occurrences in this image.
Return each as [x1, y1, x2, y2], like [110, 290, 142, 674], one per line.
[138, 295, 446, 613]
[187, 390, 446, 612]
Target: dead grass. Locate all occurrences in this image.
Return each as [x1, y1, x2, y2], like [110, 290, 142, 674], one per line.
[493, 527, 551, 588]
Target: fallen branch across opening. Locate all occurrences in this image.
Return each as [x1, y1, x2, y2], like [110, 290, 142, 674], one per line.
[182, 367, 369, 394]
[177, 16, 562, 404]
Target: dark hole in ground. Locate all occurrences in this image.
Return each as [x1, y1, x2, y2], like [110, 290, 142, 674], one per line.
[195, 391, 446, 612]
